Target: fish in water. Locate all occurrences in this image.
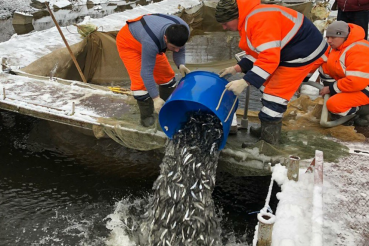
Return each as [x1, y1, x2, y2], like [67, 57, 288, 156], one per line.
[142, 112, 224, 246]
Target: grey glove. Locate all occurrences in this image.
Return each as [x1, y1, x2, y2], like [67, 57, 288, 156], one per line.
[179, 64, 191, 77]
[219, 66, 238, 78]
[153, 97, 165, 114]
[226, 79, 249, 96]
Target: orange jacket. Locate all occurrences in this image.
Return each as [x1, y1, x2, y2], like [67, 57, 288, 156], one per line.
[321, 24, 369, 97]
[236, 0, 327, 89]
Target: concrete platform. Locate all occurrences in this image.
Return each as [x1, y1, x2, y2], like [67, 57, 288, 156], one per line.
[0, 71, 276, 176]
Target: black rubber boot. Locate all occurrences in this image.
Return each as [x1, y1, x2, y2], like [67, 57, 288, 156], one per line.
[260, 120, 282, 145]
[159, 86, 176, 101]
[136, 99, 155, 127]
[357, 104, 369, 115]
[354, 105, 369, 126]
[249, 125, 261, 137]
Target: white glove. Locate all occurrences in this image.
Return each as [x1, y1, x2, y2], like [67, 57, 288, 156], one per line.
[153, 97, 165, 114]
[225, 79, 248, 96]
[179, 64, 191, 77]
[219, 66, 237, 78]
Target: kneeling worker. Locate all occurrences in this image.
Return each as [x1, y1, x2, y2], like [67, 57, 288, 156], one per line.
[318, 21, 369, 122]
[116, 14, 191, 127]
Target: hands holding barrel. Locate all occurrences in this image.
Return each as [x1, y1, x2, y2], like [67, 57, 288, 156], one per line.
[219, 64, 249, 96]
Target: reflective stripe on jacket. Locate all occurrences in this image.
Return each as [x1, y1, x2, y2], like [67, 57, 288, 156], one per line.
[322, 24, 369, 98]
[236, 0, 327, 89]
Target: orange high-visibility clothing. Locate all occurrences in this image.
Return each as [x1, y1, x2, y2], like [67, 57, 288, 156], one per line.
[321, 24, 369, 115]
[236, 0, 327, 121]
[116, 15, 175, 97]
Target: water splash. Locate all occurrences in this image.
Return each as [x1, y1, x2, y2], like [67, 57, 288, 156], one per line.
[140, 112, 224, 246]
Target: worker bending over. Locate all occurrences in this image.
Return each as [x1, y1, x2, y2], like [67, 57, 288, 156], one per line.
[215, 0, 327, 145]
[116, 14, 191, 127]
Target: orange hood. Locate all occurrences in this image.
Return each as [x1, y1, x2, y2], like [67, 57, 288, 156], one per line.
[237, 0, 261, 31]
[337, 23, 366, 50]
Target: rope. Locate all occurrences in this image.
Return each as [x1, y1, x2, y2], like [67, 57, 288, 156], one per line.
[215, 88, 226, 111]
[261, 176, 275, 214]
[216, 88, 238, 123]
[224, 95, 238, 122]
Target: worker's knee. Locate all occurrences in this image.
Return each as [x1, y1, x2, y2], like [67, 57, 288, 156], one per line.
[326, 98, 341, 114]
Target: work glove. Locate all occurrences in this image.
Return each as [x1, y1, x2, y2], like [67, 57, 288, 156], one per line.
[225, 79, 248, 96]
[219, 66, 238, 78]
[179, 64, 191, 77]
[153, 97, 165, 114]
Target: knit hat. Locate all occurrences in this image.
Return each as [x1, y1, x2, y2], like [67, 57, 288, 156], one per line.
[215, 0, 239, 23]
[326, 21, 349, 38]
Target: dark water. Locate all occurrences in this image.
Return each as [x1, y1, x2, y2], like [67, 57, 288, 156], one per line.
[0, 109, 279, 245]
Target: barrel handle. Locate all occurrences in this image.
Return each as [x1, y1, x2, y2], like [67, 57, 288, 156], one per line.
[216, 88, 238, 123]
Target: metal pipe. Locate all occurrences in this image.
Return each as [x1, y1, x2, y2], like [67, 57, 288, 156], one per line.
[239, 86, 250, 130]
[45, 2, 87, 83]
[71, 102, 75, 116]
[320, 94, 355, 127]
[1, 57, 7, 71]
[300, 81, 323, 90]
[257, 212, 276, 246]
[287, 155, 300, 181]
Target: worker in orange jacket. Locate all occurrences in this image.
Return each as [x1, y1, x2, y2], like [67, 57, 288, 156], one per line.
[116, 14, 190, 127]
[318, 21, 369, 124]
[215, 0, 328, 145]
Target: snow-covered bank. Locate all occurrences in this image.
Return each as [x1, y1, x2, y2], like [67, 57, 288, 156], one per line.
[0, 0, 202, 67]
[0, 0, 125, 19]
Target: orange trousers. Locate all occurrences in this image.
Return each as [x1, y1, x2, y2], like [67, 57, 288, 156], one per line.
[263, 63, 317, 101]
[327, 91, 369, 115]
[116, 25, 175, 92]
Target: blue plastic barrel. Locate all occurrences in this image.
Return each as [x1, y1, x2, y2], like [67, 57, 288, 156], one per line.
[158, 71, 238, 150]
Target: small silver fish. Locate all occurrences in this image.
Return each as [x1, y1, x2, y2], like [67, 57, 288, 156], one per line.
[183, 153, 192, 164]
[183, 208, 190, 221]
[203, 183, 211, 190]
[171, 221, 177, 229]
[181, 188, 186, 198]
[190, 180, 198, 190]
[167, 186, 171, 197]
[191, 190, 198, 200]
[161, 209, 167, 220]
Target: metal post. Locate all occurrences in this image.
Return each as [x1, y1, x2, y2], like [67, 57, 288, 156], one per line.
[257, 212, 276, 246]
[45, 2, 87, 83]
[1, 57, 7, 71]
[239, 86, 250, 130]
[71, 102, 75, 115]
[287, 155, 300, 181]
